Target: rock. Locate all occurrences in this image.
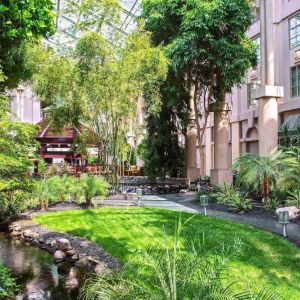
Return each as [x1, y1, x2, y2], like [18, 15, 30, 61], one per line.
[54, 250, 66, 262]
[94, 262, 108, 274]
[276, 206, 299, 220]
[66, 250, 76, 256]
[71, 254, 79, 262]
[46, 239, 57, 249]
[23, 230, 34, 237]
[11, 230, 21, 237]
[38, 238, 45, 244]
[57, 238, 72, 252]
[78, 253, 87, 259]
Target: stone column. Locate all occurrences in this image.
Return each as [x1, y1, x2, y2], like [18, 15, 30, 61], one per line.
[254, 0, 283, 154]
[205, 126, 212, 176]
[185, 128, 199, 180]
[231, 121, 240, 163]
[210, 102, 233, 185]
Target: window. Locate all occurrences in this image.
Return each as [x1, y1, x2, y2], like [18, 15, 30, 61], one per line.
[254, 36, 261, 64]
[247, 80, 260, 107]
[291, 65, 300, 97]
[290, 14, 300, 49]
[211, 127, 214, 143]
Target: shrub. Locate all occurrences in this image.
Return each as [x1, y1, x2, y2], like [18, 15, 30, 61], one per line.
[0, 264, 19, 298]
[266, 197, 281, 212]
[79, 175, 109, 207]
[287, 189, 300, 209]
[228, 192, 253, 214]
[216, 184, 238, 204]
[216, 184, 252, 213]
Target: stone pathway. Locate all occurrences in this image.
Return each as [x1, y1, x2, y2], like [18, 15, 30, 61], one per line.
[103, 194, 300, 242]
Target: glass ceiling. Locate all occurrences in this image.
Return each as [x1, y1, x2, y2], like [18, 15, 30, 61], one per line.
[45, 0, 141, 51]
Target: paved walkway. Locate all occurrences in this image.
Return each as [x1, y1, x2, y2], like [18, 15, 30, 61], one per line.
[103, 194, 300, 242]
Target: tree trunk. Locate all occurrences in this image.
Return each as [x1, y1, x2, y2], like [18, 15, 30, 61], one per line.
[263, 177, 269, 204]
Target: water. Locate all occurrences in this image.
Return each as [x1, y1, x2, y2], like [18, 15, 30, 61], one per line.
[0, 233, 87, 300]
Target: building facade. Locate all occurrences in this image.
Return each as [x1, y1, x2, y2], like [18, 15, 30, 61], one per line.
[186, 0, 300, 181]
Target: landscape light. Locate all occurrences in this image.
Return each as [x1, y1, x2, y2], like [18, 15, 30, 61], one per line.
[278, 210, 289, 237]
[136, 188, 142, 207]
[200, 195, 209, 216]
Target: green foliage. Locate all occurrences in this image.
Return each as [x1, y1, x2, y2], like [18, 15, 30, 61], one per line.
[0, 0, 55, 88]
[81, 220, 278, 300]
[79, 175, 109, 206]
[0, 74, 39, 219]
[142, 0, 257, 174]
[287, 190, 300, 209]
[142, 71, 190, 179]
[29, 24, 168, 186]
[216, 184, 252, 213]
[0, 264, 19, 298]
[232, 149, 300, 203]
[266, 197, 281, 212]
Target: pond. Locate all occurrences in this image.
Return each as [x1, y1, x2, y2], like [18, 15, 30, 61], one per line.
[0, 233, 87, 300]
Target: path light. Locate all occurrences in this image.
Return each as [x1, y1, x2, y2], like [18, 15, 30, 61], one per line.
[200, 195, 209, 216]
[136, 188, 142, 207]
[278, 210, 289, 237]
[197, 181, 201, 192]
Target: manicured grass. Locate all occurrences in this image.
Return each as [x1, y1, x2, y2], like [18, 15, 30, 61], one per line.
[34, 208, 300, 299]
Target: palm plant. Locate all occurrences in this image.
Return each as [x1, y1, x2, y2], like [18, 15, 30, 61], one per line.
[79, 174, 109, 207]
[232, 148, 300, 203]
[287, 189, 300, 209]
[31, 179, 55, 209]
[80, 219, 280, 300]
[47, 175, 70, 203]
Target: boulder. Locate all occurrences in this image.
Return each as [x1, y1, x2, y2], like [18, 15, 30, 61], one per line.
[54, 250, 66, 262]
[71, 254, 79, 262]
[276, 206, 299, 220]
[57, 238, 72, 252]
[11, 230, 21, 237]
[66, 250, 76, 256]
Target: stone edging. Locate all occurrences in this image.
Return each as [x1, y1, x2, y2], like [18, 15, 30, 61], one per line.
[5, 216, 120, 274]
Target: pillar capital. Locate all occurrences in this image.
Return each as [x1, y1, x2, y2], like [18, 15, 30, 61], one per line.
[252, 85, 284, 100]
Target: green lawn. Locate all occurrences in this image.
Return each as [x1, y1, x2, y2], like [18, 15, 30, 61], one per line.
[34, 208, 300, 299]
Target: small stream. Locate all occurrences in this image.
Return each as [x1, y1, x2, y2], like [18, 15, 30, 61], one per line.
[0, 233, 87, 300]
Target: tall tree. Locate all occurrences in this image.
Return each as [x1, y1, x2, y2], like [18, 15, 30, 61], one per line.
[28, 27, 168, 186]
[142, 70, 190, 179]
[142, 0, 257, 179]
[0, 0, 55, 89]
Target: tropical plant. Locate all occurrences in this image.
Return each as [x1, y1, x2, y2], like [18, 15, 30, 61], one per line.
[0, 264, 19, 298]
[216, 184, 238, 204]
[80, 219, 279, 300]
[228, 192, 252, 214]
[232, 149, 300, 203]
[216, 184, 252, 213]
[30, 179, 54, 209]
[287, 189, 300, 209]
[47, 175, 77, 203]
[80, 175, 109, 207]
[266, 197, 281, 212]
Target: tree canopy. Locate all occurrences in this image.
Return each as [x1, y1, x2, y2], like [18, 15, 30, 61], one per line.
[0, 0, 55, 89]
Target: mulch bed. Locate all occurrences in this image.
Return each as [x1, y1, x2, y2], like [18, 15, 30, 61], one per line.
[207, 202, 300, 224]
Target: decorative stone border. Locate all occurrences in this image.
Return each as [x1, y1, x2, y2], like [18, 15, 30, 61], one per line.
[5, 217, 120, 274]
